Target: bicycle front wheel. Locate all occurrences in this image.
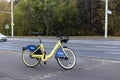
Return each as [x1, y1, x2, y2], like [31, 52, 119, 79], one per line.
[57, 48, 76, 70]
[22, 49, 40, 67]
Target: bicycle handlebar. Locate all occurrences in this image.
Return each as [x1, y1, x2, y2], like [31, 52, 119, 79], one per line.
[33, 31, 69, 43]
[49, 31, 69, 43]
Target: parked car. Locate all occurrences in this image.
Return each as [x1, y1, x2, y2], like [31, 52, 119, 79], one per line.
[0, 33, 7, 42]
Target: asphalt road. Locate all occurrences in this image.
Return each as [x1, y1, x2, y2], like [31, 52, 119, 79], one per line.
[0, 37, 120, 80]
[0, 50, 120, 80]
[0, 37, 120, 60]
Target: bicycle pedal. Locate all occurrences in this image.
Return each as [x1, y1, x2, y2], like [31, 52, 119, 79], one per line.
[44, 61, 47, 65]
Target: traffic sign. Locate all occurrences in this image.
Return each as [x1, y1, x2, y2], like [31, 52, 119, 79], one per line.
[5, 24, 9, 29]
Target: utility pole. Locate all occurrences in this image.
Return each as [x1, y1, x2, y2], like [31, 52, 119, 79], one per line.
[11, 0, 14, 37]
[105, 0, 112, 38]
[105, 0, 108, 38]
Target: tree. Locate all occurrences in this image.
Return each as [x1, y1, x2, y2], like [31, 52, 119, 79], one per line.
[14, 0, 78, 36]
[109, 0, 120, 36]
[0, 0, 10, 34]
[13, 0, 120, 36]
[14, 0, 34, 35]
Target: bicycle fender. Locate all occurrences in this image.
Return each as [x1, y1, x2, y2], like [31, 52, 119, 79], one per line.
[22, 45, 37, 52]
[55, 48, 66, 58]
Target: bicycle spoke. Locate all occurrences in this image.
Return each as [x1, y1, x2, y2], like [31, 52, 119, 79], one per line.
[22, 49, 40, 67]
[57, 48, 76, 70]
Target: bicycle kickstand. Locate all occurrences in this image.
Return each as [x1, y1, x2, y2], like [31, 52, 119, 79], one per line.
[40, 61, 42, 67]
[44, 52, 47, 65]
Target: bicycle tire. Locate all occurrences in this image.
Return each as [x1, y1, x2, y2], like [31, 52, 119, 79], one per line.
[22, 49, 40, 67]
[56, 48, 76, 70]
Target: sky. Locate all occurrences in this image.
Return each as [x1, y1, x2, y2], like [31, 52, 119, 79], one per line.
[5, 0, 15, 2]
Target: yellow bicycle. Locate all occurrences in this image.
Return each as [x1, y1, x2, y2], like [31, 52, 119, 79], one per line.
[22, 33, 76, 70]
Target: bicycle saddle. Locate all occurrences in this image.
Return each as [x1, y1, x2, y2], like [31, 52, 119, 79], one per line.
[34, 32, 43, 36]
[61, 39, 69, 43]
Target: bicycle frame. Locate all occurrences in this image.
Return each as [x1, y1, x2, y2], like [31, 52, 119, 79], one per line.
[30, 40, 64, 62]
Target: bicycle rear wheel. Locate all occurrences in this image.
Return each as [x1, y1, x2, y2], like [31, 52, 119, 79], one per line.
[57, 48, 76, 70]
[22, 49, 40, 67]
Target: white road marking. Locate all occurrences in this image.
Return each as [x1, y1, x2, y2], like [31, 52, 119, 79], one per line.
[105, 52, 120, 55]
[96, 46, 118, 49]
[85, 60, 105, 70]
